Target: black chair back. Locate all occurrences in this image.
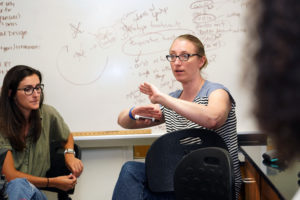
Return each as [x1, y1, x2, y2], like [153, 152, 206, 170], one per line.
[145, 128, 228, 193]
[0, 149, 8, 173]
[174, 147, 234, 200]
[0, 149, 8, 200]
[42, 142, 82, 200]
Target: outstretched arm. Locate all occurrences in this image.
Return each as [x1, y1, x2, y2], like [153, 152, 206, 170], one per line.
[1, 150, 77, 191]
[140, 82, 231, 129]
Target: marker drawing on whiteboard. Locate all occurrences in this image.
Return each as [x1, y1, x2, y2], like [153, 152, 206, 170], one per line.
[135, 115, 157, 122]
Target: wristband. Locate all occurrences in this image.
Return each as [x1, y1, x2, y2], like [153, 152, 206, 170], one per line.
[129, 107, 136, 120]
[64, 148, 76, 156]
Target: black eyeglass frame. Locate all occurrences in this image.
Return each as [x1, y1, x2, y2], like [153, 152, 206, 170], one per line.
[166, 54, 201, 62]
[17, 84, 44, 96]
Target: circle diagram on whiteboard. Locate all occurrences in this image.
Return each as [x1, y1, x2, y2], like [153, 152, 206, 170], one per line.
[56, 44, 108, 85]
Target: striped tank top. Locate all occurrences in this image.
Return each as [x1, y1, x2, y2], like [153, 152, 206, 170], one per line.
[160, 80, 242, 199]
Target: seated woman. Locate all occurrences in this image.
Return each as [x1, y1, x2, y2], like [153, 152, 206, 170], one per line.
[113, 34, 242, 200]
[0, 65, 84, 199]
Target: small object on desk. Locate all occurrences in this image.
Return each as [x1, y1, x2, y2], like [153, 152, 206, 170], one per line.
[262, 159, 280, 170]
[262, 149, 288, 171]
[262, 149, 279, 162]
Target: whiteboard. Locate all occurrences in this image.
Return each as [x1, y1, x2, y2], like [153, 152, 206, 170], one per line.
[0, 0, 257, 133]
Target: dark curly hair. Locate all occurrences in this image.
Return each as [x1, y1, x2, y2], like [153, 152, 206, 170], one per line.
[246, 0, 300, 162]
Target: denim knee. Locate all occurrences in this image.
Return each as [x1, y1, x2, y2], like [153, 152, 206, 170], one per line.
[7, 178, 31, 193]
[112, 161, 146, 200]
[120, 161, 145, 178]
[6, 178, 47, 200]
[121, 161, 144, 171]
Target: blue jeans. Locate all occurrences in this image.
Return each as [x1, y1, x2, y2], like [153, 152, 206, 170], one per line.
[6, 178, 47, 200]
[112, 161, 175, 200]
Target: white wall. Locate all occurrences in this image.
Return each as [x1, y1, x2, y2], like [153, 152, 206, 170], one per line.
[72, 147, 134, 200]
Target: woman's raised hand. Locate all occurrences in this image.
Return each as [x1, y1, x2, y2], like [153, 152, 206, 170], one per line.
[139, 82, 162, 104]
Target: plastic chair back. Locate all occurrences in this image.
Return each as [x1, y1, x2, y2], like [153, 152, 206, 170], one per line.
[174, 147, 234, 200]
[145, 128, 228, 193]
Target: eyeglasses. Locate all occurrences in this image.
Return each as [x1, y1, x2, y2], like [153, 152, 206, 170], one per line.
[17, 84, 44, 96]
[166, 54, 201, 62]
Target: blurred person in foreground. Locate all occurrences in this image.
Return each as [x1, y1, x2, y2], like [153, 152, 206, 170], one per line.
[245, 0, 300, 199]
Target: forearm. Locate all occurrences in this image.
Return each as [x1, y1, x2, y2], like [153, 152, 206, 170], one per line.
[64, 134, 74, 149]
[63, 133, 84, 177]
[64, 134, 76, 164]
[140, 82, 219, 127]
[2, 151, 49, 187]
[10, 170, 50, 187]
[117, 109, 139, 129]
[157, 93, 227, 129]
[8, 170, 75, 191]
[3, 150, 77, 191]
[118, 107, 164, 129]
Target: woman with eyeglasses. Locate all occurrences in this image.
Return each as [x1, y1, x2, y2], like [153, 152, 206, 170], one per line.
[0, 65, 83, 199]
[113, 34, 242, 200]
